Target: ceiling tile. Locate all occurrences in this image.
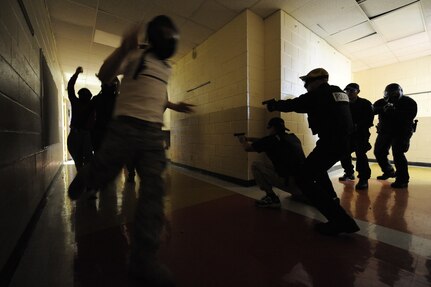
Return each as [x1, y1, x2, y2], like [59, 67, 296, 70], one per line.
[98, 0, 147, 22]
[152, 0, 205, 18]
[386, 32, 430, 50]
[51, 19, 94, 42]
[250, 0, 312, 17]
[342, 33, 385, 53]
[215, 0, 259, 12]
[328, 21, 375, 45]
[191, 0, 236, 31]
[290, 0, 367, 35]
[95, 11, 134, 36]
[47, 0, 96, 26]
[70, 0, 98, 9]
[359, 0, 417, 18]
[371, 2, 425, 41]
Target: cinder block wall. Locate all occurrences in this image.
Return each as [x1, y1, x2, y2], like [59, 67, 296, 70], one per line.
[354, 57, 431, 164]
[168, 9, 352, 181]
[0, 0, 63, 271]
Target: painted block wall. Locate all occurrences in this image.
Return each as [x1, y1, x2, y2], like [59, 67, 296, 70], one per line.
[168, 9, 352, 181]
[168, 11, 252, 180]
[265, 11, 352, 155]
[354, 56, 431, 164]
[0, 0, 63, 271]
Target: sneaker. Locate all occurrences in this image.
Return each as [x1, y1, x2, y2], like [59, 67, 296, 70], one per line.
[338, 174, 355, 181]
[315, 218, 360, 236]
[355, 179, 368, 190]
[391, 181, 408, 188]
[377, 171, 396, 180]
[255, 195, 281, 209]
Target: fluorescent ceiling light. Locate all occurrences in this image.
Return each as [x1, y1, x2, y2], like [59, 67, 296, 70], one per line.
[93, 29, 121, 48]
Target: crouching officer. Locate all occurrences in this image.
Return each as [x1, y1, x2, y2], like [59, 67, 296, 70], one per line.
[264, 68, 359, 236]
[373, 83, 418, 188]
[237, 117, 307, 208]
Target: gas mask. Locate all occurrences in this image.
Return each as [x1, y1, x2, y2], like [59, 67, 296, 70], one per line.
[384, 83, 403, 104]
[147, 15, 179, 60]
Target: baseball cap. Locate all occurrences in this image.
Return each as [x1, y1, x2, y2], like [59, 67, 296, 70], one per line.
[267, 117, 289, 131]
[299, 68, 329, 81]
[344, 83, 360, 91]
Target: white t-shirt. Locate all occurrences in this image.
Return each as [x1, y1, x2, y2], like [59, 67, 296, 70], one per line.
[114, 50, 170, 124]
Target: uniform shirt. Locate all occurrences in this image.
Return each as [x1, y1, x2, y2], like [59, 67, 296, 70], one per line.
[276, 83, 353, 138]
[350, 97, 374, 133]
[67, 74, 95, 130]
[114, 50, 169, 124]
[252, 132, 305, 178]
[373, 96, 417, 135]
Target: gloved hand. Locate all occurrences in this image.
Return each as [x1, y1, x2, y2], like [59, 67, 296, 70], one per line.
[266, 100, 278, 112]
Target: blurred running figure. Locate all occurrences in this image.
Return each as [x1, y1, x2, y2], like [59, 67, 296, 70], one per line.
[68, 16, 193, 286]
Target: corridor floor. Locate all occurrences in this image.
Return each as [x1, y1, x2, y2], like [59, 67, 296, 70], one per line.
[8, 163, 431, 287]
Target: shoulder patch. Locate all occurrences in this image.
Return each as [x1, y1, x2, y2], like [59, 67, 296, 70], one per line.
[332, 92, 349, 102]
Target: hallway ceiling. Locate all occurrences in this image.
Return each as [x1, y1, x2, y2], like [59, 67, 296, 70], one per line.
[45, 0, 431, 93]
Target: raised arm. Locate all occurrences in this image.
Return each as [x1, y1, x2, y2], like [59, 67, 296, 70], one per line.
[98, 23, 142, 83]
[67, 66, 83, 104]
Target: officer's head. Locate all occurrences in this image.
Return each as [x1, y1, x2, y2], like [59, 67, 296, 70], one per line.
[267, 117, 289, 135]
[146, 15, 179, 60]
[78, 88, 92, 102]
[344, 83, 360, 102]
[300, 68, 329, 92]
[384, 83, 403, 103]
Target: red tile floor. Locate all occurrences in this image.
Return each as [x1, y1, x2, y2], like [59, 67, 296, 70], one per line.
[8, 163, 431, 287]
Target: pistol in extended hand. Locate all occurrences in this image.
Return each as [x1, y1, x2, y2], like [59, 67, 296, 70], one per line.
[262, 98, 276, 105]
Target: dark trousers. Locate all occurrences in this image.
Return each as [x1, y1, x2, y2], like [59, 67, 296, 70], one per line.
[74, 116, 166, 266]
[340, 132, 371, 179]
[67, 129, 93, 171]
[296, 136, 353, 222]
[374, 133, 412, 183]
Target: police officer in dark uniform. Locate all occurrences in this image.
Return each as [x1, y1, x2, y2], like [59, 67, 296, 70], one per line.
[338, 83, 374, 190]
[237, 117, 307, 208]
[373, 83, 417, 188]
[265, 68, 359, 235]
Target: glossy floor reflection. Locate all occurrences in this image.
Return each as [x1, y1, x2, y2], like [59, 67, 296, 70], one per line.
[8, 163, 431, 287]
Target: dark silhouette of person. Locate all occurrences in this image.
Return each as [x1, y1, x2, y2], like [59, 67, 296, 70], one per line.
[373, 83, 417, 188]
[265, 68, 359, 236]
[68, 15, 193, 286]
[91, 77, 120, 153]
[67, 66, 96, 171]
[338, 83, 374, 190]
[237, 117, 307, 208]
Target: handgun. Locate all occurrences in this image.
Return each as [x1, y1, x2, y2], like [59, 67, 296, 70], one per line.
[262, 98, 276, 105]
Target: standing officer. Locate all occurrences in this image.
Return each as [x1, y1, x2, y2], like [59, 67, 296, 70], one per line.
[373, 83, 417, 188]
[265, 68, 359, 236]
[338, 83, 374, 190]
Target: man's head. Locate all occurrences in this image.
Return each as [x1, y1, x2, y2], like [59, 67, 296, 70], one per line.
[344, 83, 360, 102]
[146, 15, 179, 60]
[267, 117, 289, 134]
[384, 83, 403, 103]
[300, 68, 329, 92]
[78, 88, 92, 102]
